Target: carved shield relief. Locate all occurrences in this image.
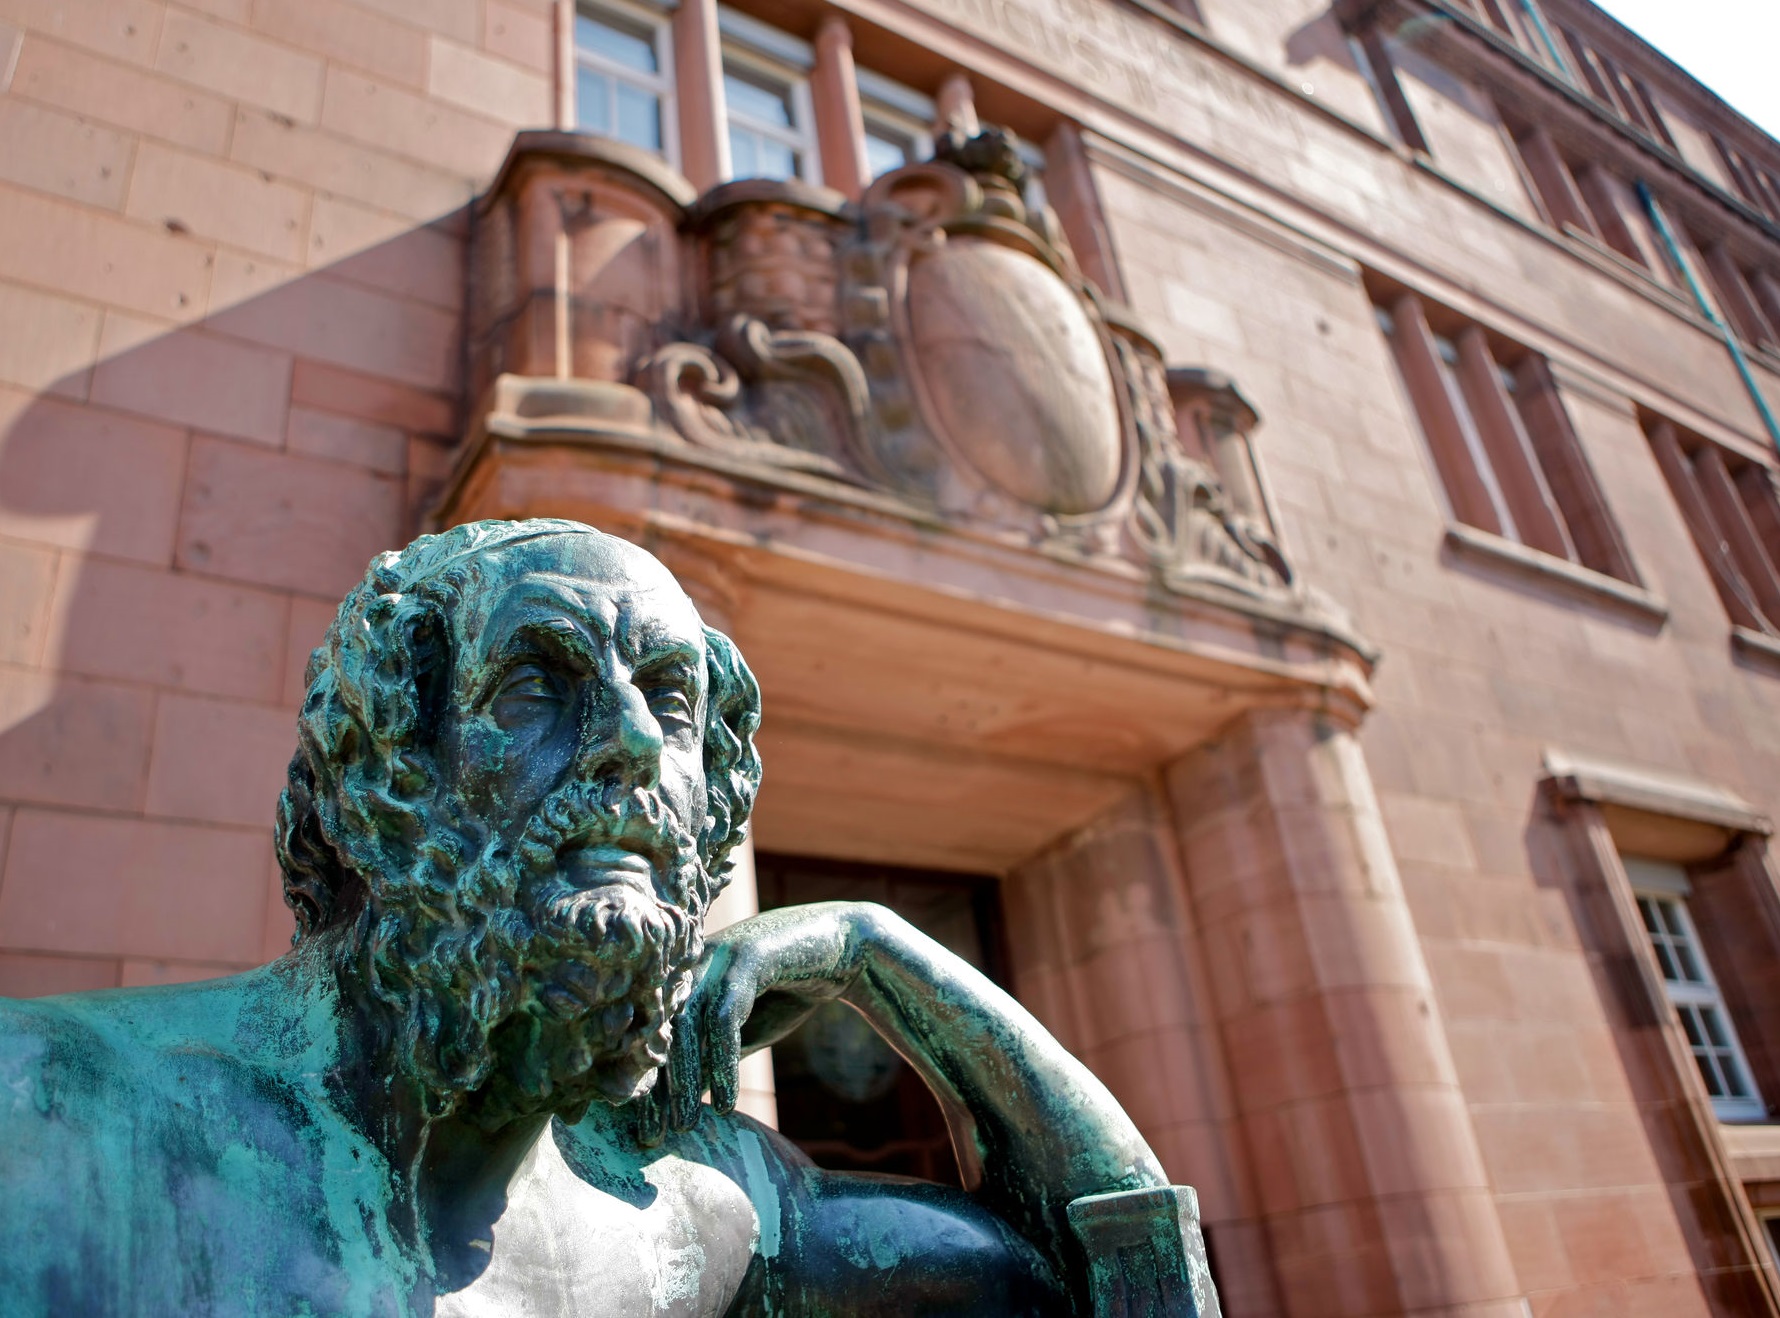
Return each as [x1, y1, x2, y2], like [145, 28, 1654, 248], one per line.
[904, 239, 1124, 516]
[824, 148, 1141, 538]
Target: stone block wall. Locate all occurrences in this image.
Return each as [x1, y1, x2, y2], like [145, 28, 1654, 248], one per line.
[0, 0, 558, 991]
[1091, 76, 1780, 1308]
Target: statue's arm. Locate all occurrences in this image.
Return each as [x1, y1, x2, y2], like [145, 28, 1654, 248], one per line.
[670, 902, 1167, 1282]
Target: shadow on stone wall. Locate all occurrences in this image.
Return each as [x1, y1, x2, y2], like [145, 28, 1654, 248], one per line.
[0, 209, 469, 996]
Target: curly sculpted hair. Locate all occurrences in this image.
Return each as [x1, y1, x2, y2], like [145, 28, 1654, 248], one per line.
[274, 519, 764, 944]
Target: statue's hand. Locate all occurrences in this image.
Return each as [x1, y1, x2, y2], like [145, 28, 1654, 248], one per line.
[666, 901, 883, 1131]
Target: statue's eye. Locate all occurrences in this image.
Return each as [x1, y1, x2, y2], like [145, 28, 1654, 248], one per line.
[493, 664, 564, 712]
[646, 685, 695, 730]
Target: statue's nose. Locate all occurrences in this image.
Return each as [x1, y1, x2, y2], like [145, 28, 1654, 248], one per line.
[574, 679, 664, 790]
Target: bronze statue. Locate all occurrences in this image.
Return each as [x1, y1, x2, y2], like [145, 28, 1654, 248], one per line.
[0, 519, 1213, 1315]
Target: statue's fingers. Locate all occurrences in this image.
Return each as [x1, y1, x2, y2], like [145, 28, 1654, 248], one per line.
[668, 999, 705, 1132]
[636, 1079, 668, 1148]
[707, 982, 752, 1115]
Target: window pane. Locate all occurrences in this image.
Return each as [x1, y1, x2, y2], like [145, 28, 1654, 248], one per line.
[576, 67, 613, 134]
[1655, 898, 1685, 937]
[1672, 940, 1704, 984]
[1695, 1049, 1725, 1097]
[1701, 1005, 1731, 1049]
[1678, 1006, 1705, 1048]
[728, 126, 758, 179]
[756, 138, 797, 180]
[1638, 897, 1659, 933]
[725, 70, 793, 127]
[1722, 1053, 1753, 1099]
[1652, 941, 1679, 982]
[615, 83, 662, 151]
[865, 131, 910, 179]
[578, 11, 657, 73]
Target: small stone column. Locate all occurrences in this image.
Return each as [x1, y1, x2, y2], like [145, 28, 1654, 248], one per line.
[673, 0, 730, 190]
[1165, 706, 1523, 1318]
[811, 16, 869, 200]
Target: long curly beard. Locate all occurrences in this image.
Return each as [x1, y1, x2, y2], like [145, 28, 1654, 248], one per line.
[351, 781, 711, 1127]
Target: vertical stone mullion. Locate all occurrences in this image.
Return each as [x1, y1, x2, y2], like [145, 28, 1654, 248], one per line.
[674, 0, 730, 190]
[1454, 326, 1575, 560]
[1513, 356, 1638, 580]
[553, 0, 577, 130]
[810, 16, 868, 201]
[1388, 294, 1507, 536]
[1704, 244, 1780, 347]
[1694, 444, 1780, 624]
[1515, 127, 1597, 239]
[1647, 420, 1770, 632]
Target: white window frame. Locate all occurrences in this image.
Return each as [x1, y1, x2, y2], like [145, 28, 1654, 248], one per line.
[574, 0, 679, 169]
[717, 7, 820, 185]
[1625, 857, 1767, 1123]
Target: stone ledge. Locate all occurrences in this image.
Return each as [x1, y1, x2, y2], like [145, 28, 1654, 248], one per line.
[1732, 625, 1780, 670]
[1542, 747, 1771, 836]
[1443, 523, 1669, 626]
[1719, 1120, 1780, 1185]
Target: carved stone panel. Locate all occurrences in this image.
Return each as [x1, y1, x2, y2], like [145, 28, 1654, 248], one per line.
[905, 238, 1123, 516]
[464, 128, 1334, 630]
[469, 133, 696, 414]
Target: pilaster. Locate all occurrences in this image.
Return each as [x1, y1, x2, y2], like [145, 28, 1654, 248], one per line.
[1164, 707, 1524, 1318]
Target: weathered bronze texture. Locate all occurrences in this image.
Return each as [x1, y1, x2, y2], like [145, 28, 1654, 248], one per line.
[0, 517, 1214, 1315]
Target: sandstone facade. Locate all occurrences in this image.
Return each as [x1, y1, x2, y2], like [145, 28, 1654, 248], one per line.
[1, 0, 1779, 1312]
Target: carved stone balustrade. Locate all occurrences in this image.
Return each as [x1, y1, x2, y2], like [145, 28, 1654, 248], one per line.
[449, 127, 1359, 659]
[468, 133, 698, 442]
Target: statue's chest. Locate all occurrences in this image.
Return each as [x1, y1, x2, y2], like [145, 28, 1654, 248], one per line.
[435, 1133, 761, 1318]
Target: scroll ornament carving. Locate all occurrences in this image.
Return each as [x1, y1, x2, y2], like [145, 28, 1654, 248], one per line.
[637, 128, 1300, 604]
[638, 317, 871, 479]
[1113, 334, 1293, 598]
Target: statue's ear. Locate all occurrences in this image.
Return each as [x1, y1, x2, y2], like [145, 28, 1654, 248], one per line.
[699, 625, 763, 881]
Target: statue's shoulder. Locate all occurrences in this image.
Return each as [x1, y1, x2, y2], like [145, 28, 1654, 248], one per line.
[0, 978, 283, 1133]
[0, 991, 197, 1155]
[0, 993, 125, 1099]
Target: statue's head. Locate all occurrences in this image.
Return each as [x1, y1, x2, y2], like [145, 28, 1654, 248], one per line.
[275, 519, 762, 1123]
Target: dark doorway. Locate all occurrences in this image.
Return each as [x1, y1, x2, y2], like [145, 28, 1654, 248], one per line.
[754, 854, 1008, 1186]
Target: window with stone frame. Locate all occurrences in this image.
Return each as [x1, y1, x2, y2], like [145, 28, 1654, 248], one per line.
[1372, 285, 1639, 582]
[856, 67, 934, 181]
[1545, 754, 1780, 1299]
[1347, 28, 1429, 153]
[1692, 242, 1780, 355]
[1461, 0, 1566, 73]
[1626, 858, 1766, 1122]
[1546, 21, 1674, 148]
[1714, 136, 1780, 224]
[1644, 413, 1780, 641]
[574, 0, 678, 164]
[1503, 121, 1667, 275]
[718, 8, 819, 184]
